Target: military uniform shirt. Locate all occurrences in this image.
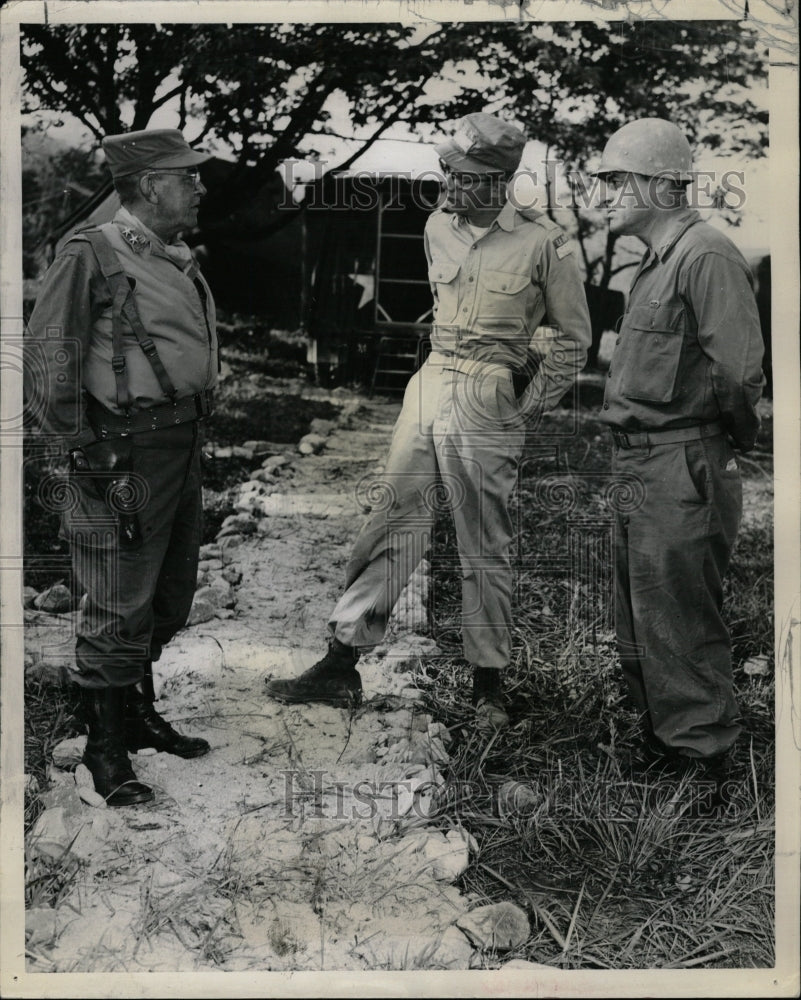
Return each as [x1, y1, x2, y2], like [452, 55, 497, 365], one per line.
[25, 207, 217, 454]
[601, 209, 764, 451]
[424, 200, 591, 413]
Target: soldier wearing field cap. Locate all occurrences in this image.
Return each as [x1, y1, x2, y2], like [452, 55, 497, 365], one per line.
[593, 118, 765, 794]
[25, 128, 218, 806]
[266, 112, 591, 729]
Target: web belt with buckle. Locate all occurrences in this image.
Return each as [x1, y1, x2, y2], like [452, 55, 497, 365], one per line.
[88, 390, 214, 439]
[610, 421, 724, 449]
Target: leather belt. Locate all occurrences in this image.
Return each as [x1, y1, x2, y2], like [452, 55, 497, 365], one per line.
[610, 421, 724, 449]
[88, 389, 214, 439]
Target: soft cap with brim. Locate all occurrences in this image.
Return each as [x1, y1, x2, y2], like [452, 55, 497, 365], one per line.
[435, 113, 526, 175]
[102, 129, 210, 179]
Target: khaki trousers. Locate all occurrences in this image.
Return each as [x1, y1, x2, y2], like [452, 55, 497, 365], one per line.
[329, 353, 526, 669]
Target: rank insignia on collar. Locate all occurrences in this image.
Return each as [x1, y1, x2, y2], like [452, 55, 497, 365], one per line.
[120, 227, 150, 253]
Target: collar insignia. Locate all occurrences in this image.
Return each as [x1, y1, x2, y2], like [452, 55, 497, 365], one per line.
[120, 227, 150, 254]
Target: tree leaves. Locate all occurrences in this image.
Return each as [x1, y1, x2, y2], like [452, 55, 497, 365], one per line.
[21, 20, 767, 283]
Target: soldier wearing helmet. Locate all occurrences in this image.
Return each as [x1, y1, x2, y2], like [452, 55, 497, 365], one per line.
[593, 118, 765, 802]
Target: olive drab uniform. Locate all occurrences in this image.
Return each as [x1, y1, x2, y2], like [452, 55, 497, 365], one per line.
[25, 206, 218, 689]
[328, 200, 591, 669]
[601, 209, 764, 758]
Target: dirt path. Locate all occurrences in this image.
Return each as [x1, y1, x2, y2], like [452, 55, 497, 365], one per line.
[25, 390, 494, 973]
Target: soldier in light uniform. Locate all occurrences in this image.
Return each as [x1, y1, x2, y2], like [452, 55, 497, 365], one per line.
[593, 118, 765, 791]
[25, 129, 218, 806]
[266, 113, 591, 728]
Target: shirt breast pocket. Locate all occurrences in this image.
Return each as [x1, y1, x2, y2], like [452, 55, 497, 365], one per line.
[429, 259, 461, 324]
[478, 269, 530, 322]
[620, 304, 685, 404]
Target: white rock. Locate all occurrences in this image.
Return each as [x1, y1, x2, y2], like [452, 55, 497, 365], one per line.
[47, 766, 77, 788]
[219, 535, 244, 557]
[221, 564, 243, 586]
[220, 513, 258, 536]
[449, 826, 479, 855]
[73, 763, 95, 790]
[435, 924, 475, 969]
[34, 584, 73, 614]
[204, 576, 235, 608]
[29, 807, 72, 861]
[261, 455, 289, 473]
[231, 445, 253, 458]
[198, 558, 223, 572]
[250, 469, 278, 484]
[309, 418, 337, 435]
[244, 440, 275, 455]
[423, 830, 469, 881]
[743, 654, 770, 676]
[40, 781, 84, 818]
[456, 902, 530, 951]
[298, 433, 327, 455]
[428, 721, 453, 746]
[23, 586, 38, 609]
[199, 543, 222, 560]
[77, 786, 108, 809]
[51, 736, 86, 770]
[186, 593, 217, 626]
[424, 736, 450, 766]
[213, 446, 233, 459]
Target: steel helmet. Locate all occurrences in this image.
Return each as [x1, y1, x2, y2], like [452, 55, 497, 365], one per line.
[594, 118, 694, 181]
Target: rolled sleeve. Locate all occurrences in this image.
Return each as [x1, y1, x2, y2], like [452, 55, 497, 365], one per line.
[687, 252, 765, 451]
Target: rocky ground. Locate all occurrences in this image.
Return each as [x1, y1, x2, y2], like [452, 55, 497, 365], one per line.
[24, 386, 542, 974]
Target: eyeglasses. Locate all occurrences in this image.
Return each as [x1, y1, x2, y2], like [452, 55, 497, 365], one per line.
[438, 160, 499, 184]
[145, 169, 203, 189]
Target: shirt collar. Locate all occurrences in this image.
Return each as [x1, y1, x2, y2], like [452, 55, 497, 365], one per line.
[449, 198, 516, 235]
[114, 206, 194, 269]
[650, 208, 701, 262]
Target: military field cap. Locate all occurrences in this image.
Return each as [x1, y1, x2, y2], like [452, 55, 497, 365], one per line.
[435, 112, 527, 174]
[102, 128, 210, 179]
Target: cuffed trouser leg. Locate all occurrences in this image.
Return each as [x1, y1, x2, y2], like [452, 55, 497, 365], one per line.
[70, 424, 202, 689]
[613, 435, 743, 758]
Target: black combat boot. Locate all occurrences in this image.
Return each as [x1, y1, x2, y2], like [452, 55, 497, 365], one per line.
[472, 667, 509, 732]
[80, 686, 154, 807]
[124, 664, 210, 758]
[265, 638, 362, 706]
